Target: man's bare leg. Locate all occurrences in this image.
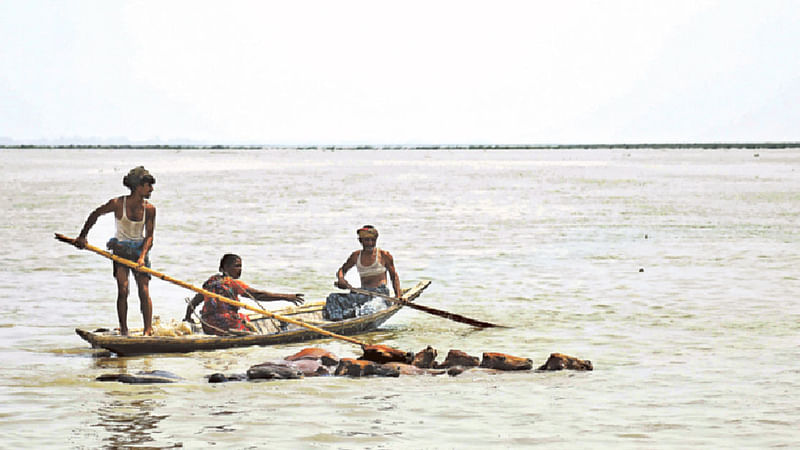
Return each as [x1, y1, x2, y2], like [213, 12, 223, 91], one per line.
[115, 265, 130, 336]
[136, 273, 153, 336]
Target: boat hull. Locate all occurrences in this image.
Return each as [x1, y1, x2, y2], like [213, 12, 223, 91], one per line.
[75, 281, 429, 356]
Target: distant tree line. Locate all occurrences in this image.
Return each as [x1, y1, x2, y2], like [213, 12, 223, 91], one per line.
[1, 142, 798, 150]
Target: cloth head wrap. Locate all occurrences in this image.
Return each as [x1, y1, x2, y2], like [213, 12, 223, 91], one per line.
[123, 166, 155, 189]
[357, 227, 379, 239]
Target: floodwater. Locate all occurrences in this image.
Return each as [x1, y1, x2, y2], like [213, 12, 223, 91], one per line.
[1, 148, 798, 448]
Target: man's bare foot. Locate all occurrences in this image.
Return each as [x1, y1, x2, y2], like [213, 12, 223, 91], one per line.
[142, 328, 153, 336]
[120, 328, 129, 336]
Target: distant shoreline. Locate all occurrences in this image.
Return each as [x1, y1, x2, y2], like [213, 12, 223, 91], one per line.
[1, 142, 798, 150]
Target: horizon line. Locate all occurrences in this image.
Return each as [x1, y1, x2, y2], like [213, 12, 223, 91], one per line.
[1, 142, 799, 150]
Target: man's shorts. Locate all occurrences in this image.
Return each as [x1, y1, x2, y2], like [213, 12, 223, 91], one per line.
[108, 238, 151, 279]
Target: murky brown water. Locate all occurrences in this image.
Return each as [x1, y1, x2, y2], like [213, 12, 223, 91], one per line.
[1, 148, 798, 448]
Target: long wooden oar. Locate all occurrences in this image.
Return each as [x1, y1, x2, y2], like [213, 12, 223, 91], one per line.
[55, 233, 366, 346]
[345, 285, 505, 328]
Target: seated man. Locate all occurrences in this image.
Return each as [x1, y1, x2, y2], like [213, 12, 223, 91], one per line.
[184, 254, 304, 335]
[324, 225, 401, 321]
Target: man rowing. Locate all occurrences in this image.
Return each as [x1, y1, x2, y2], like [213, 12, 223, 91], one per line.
[324, 225, 401, 321]
[73, 166, 157, 336]
[183, 254, 304, 335]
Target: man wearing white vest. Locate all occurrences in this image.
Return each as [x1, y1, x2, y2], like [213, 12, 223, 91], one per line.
[74, 166, 157, 336]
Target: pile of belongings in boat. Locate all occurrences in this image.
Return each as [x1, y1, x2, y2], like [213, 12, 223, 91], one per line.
[96, 345, 592, 384]
[150, 316, 193, 337]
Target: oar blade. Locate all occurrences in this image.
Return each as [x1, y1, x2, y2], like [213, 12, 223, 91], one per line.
[404, 302, 505, 328]
[347, 285, 506, 328]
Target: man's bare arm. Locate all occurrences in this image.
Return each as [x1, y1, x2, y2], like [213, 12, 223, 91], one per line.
[75, 198, 117, 248]
[335, 252, 358, 289]
[138, 204, 156, 265]
[383, 250, 401, 297]
[246, 288, 304, 305]
[183, 293, 204, 321]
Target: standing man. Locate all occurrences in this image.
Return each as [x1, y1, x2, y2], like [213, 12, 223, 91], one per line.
[324, 225, 401, 321]
[73, 166, 157, 336]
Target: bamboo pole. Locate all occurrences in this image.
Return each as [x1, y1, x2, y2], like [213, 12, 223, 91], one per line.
[346, 286, 504, 328]
[55, 233, 366, 347]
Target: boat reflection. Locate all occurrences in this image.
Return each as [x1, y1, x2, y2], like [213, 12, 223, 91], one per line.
[89, 355, 181, 448]
[94, 388, 175, 448]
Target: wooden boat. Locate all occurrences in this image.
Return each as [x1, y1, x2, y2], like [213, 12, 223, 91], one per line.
[75, 281, 430, 356]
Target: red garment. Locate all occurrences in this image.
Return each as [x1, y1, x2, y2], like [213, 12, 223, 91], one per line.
[200, 274, 251, 335]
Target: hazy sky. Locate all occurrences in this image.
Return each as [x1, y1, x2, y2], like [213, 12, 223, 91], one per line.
[1, 1, 798, 145]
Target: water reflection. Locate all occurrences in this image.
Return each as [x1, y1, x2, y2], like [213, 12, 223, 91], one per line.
[89, 355, 180, 448]
[92, 355, 129, 370]
[9, 148, 799, 449]
[92, 355, 160, 377]
[94, 389, 176, 449]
